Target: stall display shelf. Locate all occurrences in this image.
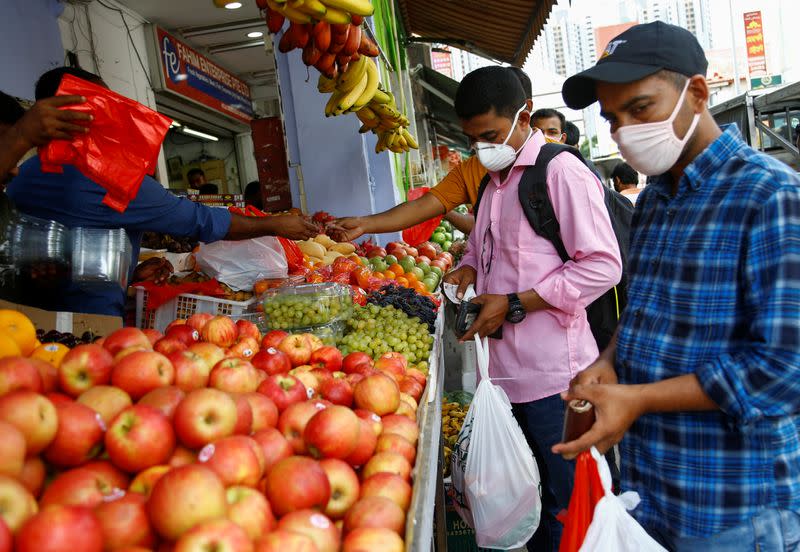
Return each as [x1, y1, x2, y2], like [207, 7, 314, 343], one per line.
[134, 287, 256, 332]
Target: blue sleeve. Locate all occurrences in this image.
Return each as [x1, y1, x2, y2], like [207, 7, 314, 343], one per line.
[101, 177, 232, 242]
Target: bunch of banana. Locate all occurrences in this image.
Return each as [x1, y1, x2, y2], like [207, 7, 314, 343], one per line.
[318, 56, 381, 116]
[258, 0, 374, 27]
[354, 88, 419, 154]
[442, 398, 469, 476]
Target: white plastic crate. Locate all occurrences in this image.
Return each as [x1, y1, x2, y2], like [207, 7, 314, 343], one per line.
[135, 287, 257, 332]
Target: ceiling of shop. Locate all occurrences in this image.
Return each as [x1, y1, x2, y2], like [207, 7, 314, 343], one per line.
[116, 0, 276, 86]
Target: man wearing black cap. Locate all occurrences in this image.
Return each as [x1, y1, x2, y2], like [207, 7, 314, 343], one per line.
[553, 21, 800, 550]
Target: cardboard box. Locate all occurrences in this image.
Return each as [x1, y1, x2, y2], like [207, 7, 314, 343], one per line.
[0, 300, 122, 336]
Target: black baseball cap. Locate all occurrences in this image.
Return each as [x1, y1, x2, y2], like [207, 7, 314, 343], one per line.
[562, 21, 708, 109]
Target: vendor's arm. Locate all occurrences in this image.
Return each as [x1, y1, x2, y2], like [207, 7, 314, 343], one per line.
[336, 193, 445, 241]
[226, 213, 317, 240]
[444, 210, 474, 234]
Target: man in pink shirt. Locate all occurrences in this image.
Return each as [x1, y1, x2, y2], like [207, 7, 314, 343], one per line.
[445, 67, 622, 550]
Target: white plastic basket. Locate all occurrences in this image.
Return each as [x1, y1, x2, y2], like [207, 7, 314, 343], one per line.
[135, 287, 257, 332]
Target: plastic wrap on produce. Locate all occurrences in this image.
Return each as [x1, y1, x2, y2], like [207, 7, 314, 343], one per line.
[194, 236, 288, 291]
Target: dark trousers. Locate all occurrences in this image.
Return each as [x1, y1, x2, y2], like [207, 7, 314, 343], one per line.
[512, 394, 575, 552]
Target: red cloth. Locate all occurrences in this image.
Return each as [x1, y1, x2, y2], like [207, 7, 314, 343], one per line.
[39, 75, 171, 213]
[136, 279, 228, 311]
[558, 451, 605, 552]
[402, 187, 444, 246]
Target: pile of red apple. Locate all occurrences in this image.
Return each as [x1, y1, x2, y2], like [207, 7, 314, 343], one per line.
[0, 312, 428, 552]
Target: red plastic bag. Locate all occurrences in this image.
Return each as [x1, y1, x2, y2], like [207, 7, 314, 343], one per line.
[136, 279, 227, 311]
[278, 238, 304, 272]
[39, 74, 171, 213]
[558, 450, 606, 552]
[402, 187, 444, 247]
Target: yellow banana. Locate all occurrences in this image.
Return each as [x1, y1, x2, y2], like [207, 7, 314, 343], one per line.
[335, 73, 369, 114]
[292, 0, 327, 17]
[356, 105, 379, 123]
[318, 0, 374, 17]
[267, 0, 312, 23]
[402, 128, 419, 149]
[371, 102, 401, 121]
[370, 89, 393, 105]
[321, 6, 351, 24]
[336, 56, 367, 93]
[318, 74, 337, 93]
[351, 60, 379, 110]
[397, 135, 408, 150]
[325, 91, 343, 117]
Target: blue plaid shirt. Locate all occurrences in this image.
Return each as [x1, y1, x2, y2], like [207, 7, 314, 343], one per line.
[617, 125, 800, 539]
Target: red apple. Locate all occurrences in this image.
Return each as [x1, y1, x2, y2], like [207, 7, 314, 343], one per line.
[210, 358, 261, 393]
[376, 433, 416, 464]
[29, 357, 57, 393]
[199, 435, 265, 487]
[252, 347, 291, 376]
[201, 316, 238, 348]
[0, 518, 10, 552]
[344, 418, 378, 468]
[277, 510, 340, 552]
[236, 319, 262, 342]
[0, 357, 43, 395]
[344, 496, 404, 535]
[173, 518, 252, 552]
[165, 318, 187, 332]
[278, 335, 312, 367]
[243, 392, 278, 432]
[354, 409, 383, 436]
[187, 342, 226, 370]
[304, 405, 360, 460]
[265, 456, 330, 516]
[309, 346, 343, 372]
[113, 346, 150, 364]
[167, 325, 200, 346]
[154, 337, 187, 356]
[346, 373, 366, 387]
[45, 391, 72, 406]
[381, 414, 419, 445]
[417, 242, 437, 259]
[40, 468, 123, 509]
[228, 336, 259, 360]
[319, 458, 359, 520]
[310, 368, 334, 388]
[342, 527, 404, 552]
[261, 330, 289, 350]
[354, 374, 400, 416]
[278, 400, 329, 454]
[106, 404, 175, 472]
[430, 259, 448, 272]
[251, 428, 293, 471]
[0, 474, 37, 532]
[44, 401, 104, 467]
[111, 351, 175, 400]
[367, 247, 387, 259]
[15, 505, 103, 552]
[186, 313, 214, 332]
[226, 485, 276, 539]
[320, 378, 353, 407]
[147, 464, 228, 541]
[417, 255, 431, 265]
[0, 391, 59, 454]
[342, 352, 373, 375]
[95, 493, 155, 550]
[293, 371, 322, 397]
[373, 357, 405, 383]
[169, 350, 212, 391]
[394, 401, 416, 421]
[128, 465, 170, 497]
[169, 446, 196, 468]
[378, 352, 408, 371]
[173, 388, 237, 448]
[0, 420, 24, 477]
[57, 344, 114, 397]
[232, 393, 254, 435]
[77, 385, 132, 426]
[405, 246, 418, 258]
[405, 368, 427, 387]
[258, 374, 308, 412]
[302, 333, 324, 353]
[18, 457, 45, 497]
[254, 530, 317, 552]
[138, 386, 185, 421]
[362, 452, 412, 482]
[399, 378, 424, 402]
[82, 460, 130, 491]
[142, 328, 163, 345]
[360, 473, 412, 511]
[103, 328, 152, 356]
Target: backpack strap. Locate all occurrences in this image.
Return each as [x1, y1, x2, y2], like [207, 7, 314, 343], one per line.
[472, 172, 492, 218]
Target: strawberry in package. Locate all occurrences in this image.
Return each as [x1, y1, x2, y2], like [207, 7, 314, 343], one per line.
[39, 74, 172, 213]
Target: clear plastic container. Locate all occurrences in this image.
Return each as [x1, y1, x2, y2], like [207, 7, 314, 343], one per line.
[261, 282, 352, 330]
[71, 228, 132, 290]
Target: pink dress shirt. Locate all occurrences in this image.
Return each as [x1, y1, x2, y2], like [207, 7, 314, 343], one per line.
[459, 131, 622, 403]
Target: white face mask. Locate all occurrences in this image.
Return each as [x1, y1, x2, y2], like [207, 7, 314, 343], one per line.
[474, 104, 532, 172]
[611, 80, 700, 176]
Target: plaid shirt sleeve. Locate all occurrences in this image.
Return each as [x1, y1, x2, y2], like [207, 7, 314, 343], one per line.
[696, 185, 800, 423]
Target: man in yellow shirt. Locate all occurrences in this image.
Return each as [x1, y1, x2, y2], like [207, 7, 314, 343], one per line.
[336, 68, 534, 241]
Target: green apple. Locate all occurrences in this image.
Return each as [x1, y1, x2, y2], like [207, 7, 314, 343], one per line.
[410, 267, 425, 280]
[417, 261, 431, 275]
[430, 266, 443, 278]
[422, 277, 438, 292]
[370, 258, 388, 272]
[399, 256, 416, 274]
[385, 254, 398, 266]
[443, 240, 452, 252]
[432, 232, 446, 245]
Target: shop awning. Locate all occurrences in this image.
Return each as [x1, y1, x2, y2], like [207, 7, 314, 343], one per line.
[398, 0, 557, 67]
[414, 66, 469, 151]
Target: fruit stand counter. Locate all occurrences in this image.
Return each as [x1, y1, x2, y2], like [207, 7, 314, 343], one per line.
[405, 305, 446, 551]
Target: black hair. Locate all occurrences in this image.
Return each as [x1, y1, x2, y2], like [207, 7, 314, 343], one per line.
[187, 168, 205, 180]
[455, 66, 526, 120]
[0, 91, 25, 126]
[564, 121, 581, 146]
[611, 162, 639, 185]
[531, 108, 566, 132]
[508, 67, 532, 99]
[198, 183, 218, 194]
[35, 66, 104, 100]
[244, 181, 261, 197]
[655, 69, 689, 91]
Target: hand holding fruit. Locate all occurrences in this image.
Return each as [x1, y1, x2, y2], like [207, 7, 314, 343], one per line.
[459, 294, 509, 342]
[273, 215, 319, 240]
[331, 217, 367, 242]
[442, 265, 476, 301]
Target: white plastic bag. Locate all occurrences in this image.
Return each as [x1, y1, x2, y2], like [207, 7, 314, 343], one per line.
[579, 447, 667, 552]
[450, 335, 542, 549]
[194, 236, 288, 291]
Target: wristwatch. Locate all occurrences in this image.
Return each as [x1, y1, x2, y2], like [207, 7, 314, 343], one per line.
[505, 293, 526, 324]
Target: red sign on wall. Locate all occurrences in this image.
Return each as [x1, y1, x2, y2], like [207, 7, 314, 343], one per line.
[153, 27, 253, 123]
[251, 117, 293, 212]
[743, 11, 767, 77]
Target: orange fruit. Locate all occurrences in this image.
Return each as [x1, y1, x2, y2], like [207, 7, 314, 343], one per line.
[30, 343, 70, 368]
[405, 272, 418, 285]
[0, 310, 36, 356]
[388, 264, 404, 276]
[373, 272, 385, 280]
[412, 281, 427, 294]
[0, 332, 21, 359]
[384, 270, 396, 280]
[396, 277, 409, 287]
